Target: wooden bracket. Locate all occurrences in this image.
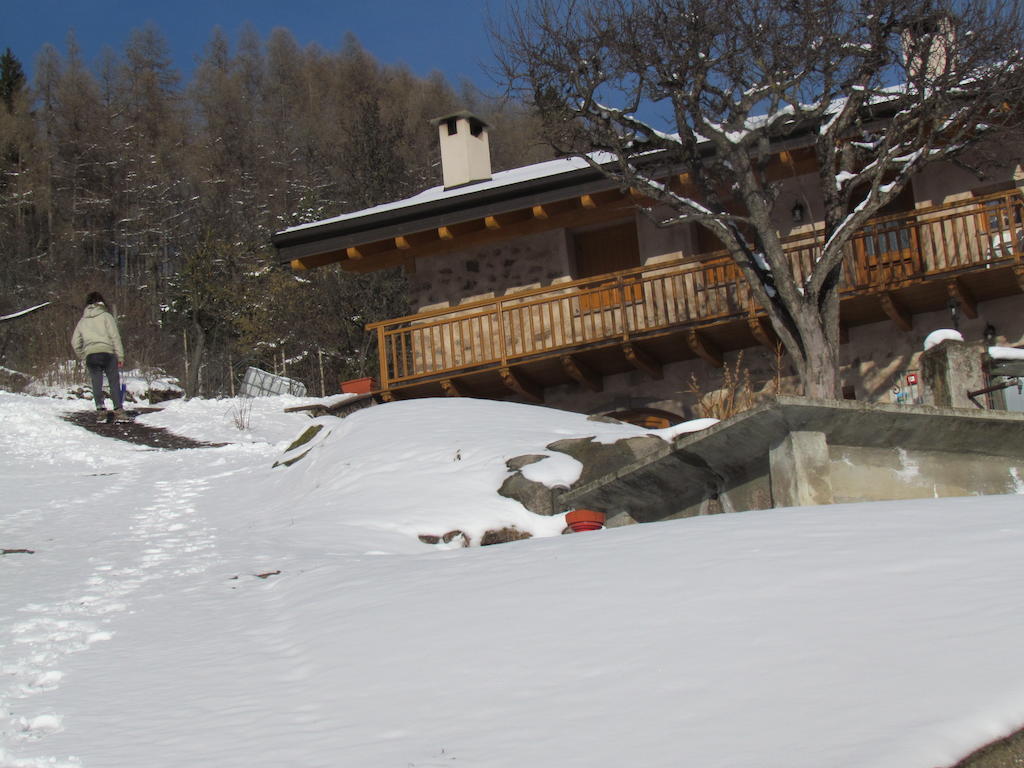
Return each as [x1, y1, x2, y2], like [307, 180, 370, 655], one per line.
[500, 366, 543, 402]
[685, 330, 724, 368]
[440, 379, 466, 397]
[561, 354, 603, 392]
[747, 315, 779, 349]
[879, 292, 912, 331]
[946, 278, 978, 319]
[623, 342, 663, 379]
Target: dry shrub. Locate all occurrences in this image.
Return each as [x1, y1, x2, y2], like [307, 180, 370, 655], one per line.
[687, 351, 758, 420]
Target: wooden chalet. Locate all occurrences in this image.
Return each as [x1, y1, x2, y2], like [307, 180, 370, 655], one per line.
[272, 112, 1024, 422]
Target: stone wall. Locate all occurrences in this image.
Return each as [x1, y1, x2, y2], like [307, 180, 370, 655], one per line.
[408, 229, 572, 312]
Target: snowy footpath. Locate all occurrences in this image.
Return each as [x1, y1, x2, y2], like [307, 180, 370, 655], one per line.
[1, 392, 1024, 768]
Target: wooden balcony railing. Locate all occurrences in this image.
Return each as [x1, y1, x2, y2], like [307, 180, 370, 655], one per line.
[369, 190, 1024, 390]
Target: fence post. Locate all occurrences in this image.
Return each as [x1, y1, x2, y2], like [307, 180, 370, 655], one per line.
[376, 326, 389, 391]
[497, 297, 508, 367]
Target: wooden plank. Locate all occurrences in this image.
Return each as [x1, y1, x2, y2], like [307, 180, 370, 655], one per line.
[879, 291, 913, 331]
[561, 354, 603, 392]
[623, 342, 664, 379]
[946, 278, 978, 319]
[346, 246, 364, 260]
[686, 329, 724, 368]
[500, 366, 543, 402]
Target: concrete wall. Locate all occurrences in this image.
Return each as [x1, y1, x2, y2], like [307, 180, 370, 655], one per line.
[560, 397, 1024, 525]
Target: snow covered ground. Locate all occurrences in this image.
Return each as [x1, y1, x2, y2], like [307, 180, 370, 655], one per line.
[1, 390, 1023, 768]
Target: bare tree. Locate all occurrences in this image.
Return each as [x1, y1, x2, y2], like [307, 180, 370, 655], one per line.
[495, 0, 1024, 398]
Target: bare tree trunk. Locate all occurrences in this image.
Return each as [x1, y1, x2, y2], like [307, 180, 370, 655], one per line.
[184, 321, 205, 399]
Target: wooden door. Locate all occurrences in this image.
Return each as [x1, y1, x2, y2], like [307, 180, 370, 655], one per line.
[851, 184, 920, 286]
[574, 221, 642, 311]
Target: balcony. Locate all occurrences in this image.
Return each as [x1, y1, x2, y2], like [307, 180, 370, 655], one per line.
[368, 191, 1024, 401]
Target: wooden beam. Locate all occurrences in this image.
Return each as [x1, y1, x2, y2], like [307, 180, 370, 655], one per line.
[747, 315, 779, 349]
[338, 202, 635, 273]
[628, 187, 655, 208]
[500, 366, 543, 402]
[1014, 265, 1024, 293]
[879, 292, 913, 331]
[561, 354, 603, 392]
[686, 330, 724, 368]
[438, 220, 487, 241]
[531, 204, 549, 220]
[579, 194, 598, 209]
[440, 378, 466, 397]
[946, 278, 978, 319]
[623, 342, 664, 379]
[379, 390, 397, 402]
[395, 235, 412, 250]
[290, 259, 309, 271]
[345, 246, 364, 260]
[484, 215, 502, 230]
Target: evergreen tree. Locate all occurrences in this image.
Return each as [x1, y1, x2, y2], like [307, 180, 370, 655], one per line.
[0, 48, 26, 114]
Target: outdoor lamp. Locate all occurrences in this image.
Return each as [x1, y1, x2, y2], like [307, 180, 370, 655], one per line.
[791, 200, 805, 223]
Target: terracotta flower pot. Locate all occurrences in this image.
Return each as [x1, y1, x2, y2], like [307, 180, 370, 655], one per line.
[340, 376, 376, 394]
[565, 508, 606, 532]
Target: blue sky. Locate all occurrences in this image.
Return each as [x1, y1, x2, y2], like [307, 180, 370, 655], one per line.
[5, 0, 506, 93]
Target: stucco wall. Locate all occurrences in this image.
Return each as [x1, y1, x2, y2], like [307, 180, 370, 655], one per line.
[542, 293, 1024, 420]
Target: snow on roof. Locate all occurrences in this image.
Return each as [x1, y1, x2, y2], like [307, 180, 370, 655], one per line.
[278, 154, 614, 236]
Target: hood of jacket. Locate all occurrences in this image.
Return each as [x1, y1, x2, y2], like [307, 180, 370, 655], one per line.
[82, 303, 107, 319]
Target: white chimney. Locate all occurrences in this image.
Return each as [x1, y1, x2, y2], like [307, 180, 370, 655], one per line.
[901, 13, 956, 82]
[431, 111, 492, 189]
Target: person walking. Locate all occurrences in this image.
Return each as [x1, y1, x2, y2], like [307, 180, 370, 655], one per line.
[72, 291, 127, 423]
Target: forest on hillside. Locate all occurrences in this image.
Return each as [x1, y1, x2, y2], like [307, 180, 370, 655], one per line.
[0, 24, 549, 396]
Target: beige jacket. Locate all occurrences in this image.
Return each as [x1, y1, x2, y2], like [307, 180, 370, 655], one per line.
[72, 303, 125, 361]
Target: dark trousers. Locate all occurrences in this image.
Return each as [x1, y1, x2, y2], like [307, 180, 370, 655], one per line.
[86, 352, 122, 410]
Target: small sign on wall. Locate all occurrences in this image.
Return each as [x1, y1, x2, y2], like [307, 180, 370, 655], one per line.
[892, 370, 922, 405]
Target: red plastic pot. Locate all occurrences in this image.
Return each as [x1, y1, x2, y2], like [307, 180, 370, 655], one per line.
[340, 376, 376, 394]
[565, 508, 606, 532]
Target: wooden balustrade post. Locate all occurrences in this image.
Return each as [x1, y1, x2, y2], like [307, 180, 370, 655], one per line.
[618, 274, 631, 342]
[497, 297, 508, 367]
[376, 326, 389, 391]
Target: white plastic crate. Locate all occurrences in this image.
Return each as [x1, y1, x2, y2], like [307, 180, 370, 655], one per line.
[240, 366, 307, 397]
